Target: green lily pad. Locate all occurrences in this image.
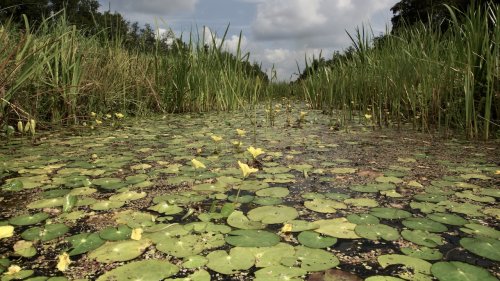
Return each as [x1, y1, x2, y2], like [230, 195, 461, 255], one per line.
[228, 195, 254, 203]
[431, 261, 497, 281]
[401, 247, 443, 260]
[1, 269, 34, 280]
[410, 202, 447, 213]
[291, 246, 340, 271]
[227, 211, 265, 230]
[401, 229, 444, 247]
[255, 187, 290, 198]
[182, 255, 208, 269]
[282, 220, 319, 232]
[165, 270, 211, 281]
[99, 225, 132, 241]
[2, 179, 23, 191]
[298, 231, 337, 248]
[253, 197, 283, 205]
[376, 176, 403, 184]
[88, 239, 151, 263]
[96, 260, 178, 281]
[344, 198, 379, 207]
[90, 200, 124, 211]
[414, 193, 447, 203]
[21, 223, 69, 241]
[225, 229, 280, 247]
[42, 189, 71, 199]
[402, 218, 448, 233]
[114, 211, 156, 228]
[148, 202, 184, 215]
[248, 243, 295, 267]
[355, 224, 400, 241]
[247, 205, 298, 224]
[304, 199, 347, 213]
[346, 214, 380, 225]
[427, 213, 468, 226]
[460, 224, 500, 239]
[370, 207, 411, 219]
[9, 213, 49, 226]
[460, 237, 500, 261]
[364, 276, 404, 281]
[66, 232, 105, 256]
[254, 265, 307, 281]
[27, 198, 64, 209]
[156, 233, 225, 257]
[325, 192, 351, 200]
[13, 240, 37, 257]
[92, 177, 127, 190]
[109, 191, 147, 202]
[460, 173, 491, 180]
[314, 218, 360, 239]
[206, 247, 255, 274]
[378, 254, 431, 275]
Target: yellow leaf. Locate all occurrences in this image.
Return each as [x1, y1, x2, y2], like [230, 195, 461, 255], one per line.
[6, 265, 21, 275]
[211, 135, 223, 142]
[281, 223, 293, 233]
[191, 159, 206, 169]
[247, 146, 264, 159]
[17, 121, 23, 133]
[0, 225, 14, 239]
[238, 161, 258, 178]
[131, 228, 143, 241]
[29, 119, 36, 135]
[57, 253, 71, 272]
[236, 129, 246, 136]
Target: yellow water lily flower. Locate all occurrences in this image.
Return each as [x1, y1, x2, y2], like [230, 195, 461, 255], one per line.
[0, 225, 14, 239]
[6, 265, 21, 275]
[56, 253, 71, 272]
[236, 129, 246, 136]
[131, 228, 143, 241]
[238, 161, 258, 178]
[232, 141, 242, 147]
[191, 158, 206, 169]
[247, 146, 264, 159]
[91, 112, 96, 117]
[211, 135, 223, 142]
[281, 223, 293, 233]
[115, 113, 124, 119]
[105, 114, 112, 119]
[95, 119, 102, 125]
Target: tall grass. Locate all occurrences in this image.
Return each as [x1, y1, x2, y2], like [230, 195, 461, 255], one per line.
[0, 14, 266, 128]
[298, 3, 499, 139]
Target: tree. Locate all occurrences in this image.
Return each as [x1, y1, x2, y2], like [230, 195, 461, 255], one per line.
[0, 0, 50, 25]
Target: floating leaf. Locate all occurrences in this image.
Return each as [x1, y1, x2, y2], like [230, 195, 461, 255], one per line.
[314, 218, 360, 239]
[291, 246, 340, 271]
[346, 214, 380, 225]
[206, 247, 255, 275]
[225, 229, 280, 247]
[460, 237, 500, 261]
[282, 220, 319, 232]
[96, 260, 178, 281]
[9, 213, 49, 226]
[248, 243, 295, 267]
[21, 224, 69, 241]
[375, 176, 403, 184]
[255, 187, 289, 198]
[27, 198, 64, 209]
[88, 239, 151, 263]
[297, 231, 337, 248]
[304, 199, 347, 213]
[148, 202, 183, 215]
[247, 205, 298, 224]
[378, 254, 431, 275]
[13, 240, 36, 257]
[427, 213, 468, 226]
[355, 224, 400, 241]
[182, 255, 208, 269]
[344, 198, 379, 207]
[109, 191, 146, 202]
[308, 269, 363, 281]
[254, 265, 307, 281]
[401, 247, 442, 261]
[460, 224, 500, 239]
[401, 230, 443, 248]
[156, 233, 224, 257]
[402, 218, 448, 233]
[66, 232, 105, 256]
[227, 211, 265, 230]
[431, 261, 497, 281]
[370, 207, 411, 220]
[90, 200, 124, 211]
[331, 168, 357, 174]
[99, 225, 132, 241]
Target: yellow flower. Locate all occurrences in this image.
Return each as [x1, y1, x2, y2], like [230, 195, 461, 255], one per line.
[496, 170, 500, 175]
[56, 253, 71, 272]
[232, 141, 242, 147]
[0, 225, 14, 239]
[131, 228, 143, 241]
[105, 114, 112, 119]
[6, 265, 21, 275]
[281, 223, 293, 233]
[29, 119, 36, 135]
[247, 146, 264, 159]
[115, 113, 124, 119]
[236, 129, 246, 136]
[191, 158, 206, 169]
[95, 119, 102, 125]
[300, 111, 307, 118]
[364, 114, 372, 119]
[238, 161, 258, 178]
[17, 121, 23, 133]
[211, 135, 223, 142]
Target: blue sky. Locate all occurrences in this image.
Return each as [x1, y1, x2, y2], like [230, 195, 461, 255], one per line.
[98, 0, 399, 80]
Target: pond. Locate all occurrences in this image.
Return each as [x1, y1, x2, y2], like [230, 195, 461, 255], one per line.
[0, 108, 499, 281]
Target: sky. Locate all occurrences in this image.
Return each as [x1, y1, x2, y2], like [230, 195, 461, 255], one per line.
[98, 0, 399, 80]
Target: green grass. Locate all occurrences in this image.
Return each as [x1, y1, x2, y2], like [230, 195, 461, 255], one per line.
[296, 3, 499, 139]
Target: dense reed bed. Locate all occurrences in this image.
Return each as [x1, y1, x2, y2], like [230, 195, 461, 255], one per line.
[0, 15, 266, 128]
[297, 4, 499, 139]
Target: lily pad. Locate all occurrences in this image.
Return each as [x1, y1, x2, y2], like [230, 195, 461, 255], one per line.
[401, 229, 444, 247]
[427, 213, 468, 226]
[291, 246, 340, 271]
[378, 254, 431, 275]
[66, 232, 105, 256]
[90, 200, 124, 211]
[248, 243, 295, 267]
[247, 205, 298, 224]
[21, 224, 69, 241]
[27, 198, 64, 209]
[96, 260, 178, 281]
[254, 265, 307, 281]
[109, 191, 146, 202]
[314, 218, 360, 239]
[355, 224, 400, 241]
[182, 255, 208, 269]
[460, 237, 500, 261]
[402, 218, 448, 233]
[225, 229, 280, 247]
[460, 224, 500, 239]
[92, 177, 127, 190]
[331, 167, 357, 174]
[344, 198, 379, 207]
[9, 213, 49, 226]
[401, 247, 443, 260]
[206, 247, 255, 275]
[304, 199, 347, 213]
[13, 240, 37, 257]
[370, 207, 411, 220]
[281, 220, 319, 232]
[298, 231, 337, 248]
[99, 225, 132, 241]
[165, 270, 211, 281]
[431, 261, 497, 281]
[253, 197, 283, 205]
[346, 214, 380, 225]
[227, 211, 265, 230]
[156, 233, 224, 257]
[148, 202, 184, 215]
[255, 187, 289, 198]
[88, 239, 151, 263]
